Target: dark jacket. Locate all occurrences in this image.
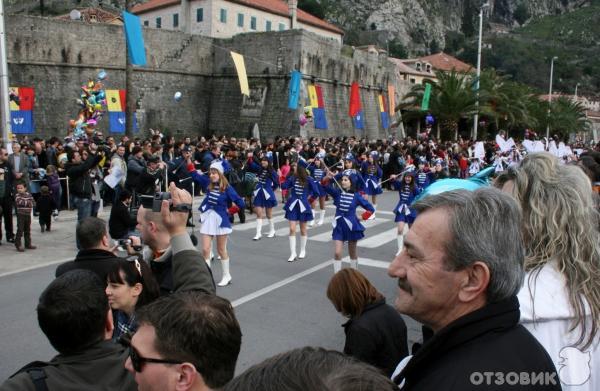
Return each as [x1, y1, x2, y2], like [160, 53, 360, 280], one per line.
[126, 155, 146, 190]
[1, 340, 136, 391]
[55, 249, 124, 283]
[342, 299, 409, 377]
[136, 167, 163, 196]
[0, 161, 13, 199]
[66, 154, 102, 198]
[109, 201, 136, 240]
[394, 296, 561, 390]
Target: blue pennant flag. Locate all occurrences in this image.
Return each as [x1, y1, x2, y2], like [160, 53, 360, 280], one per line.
[109, 112, 139, 133]
[381, 111, 389, 129]
[353, 110, 364, 129]
[10, 110, 34, 134]
[313, 108, 328, 130]
[123, 11, 147, 66]
[288, 70, 302, 109]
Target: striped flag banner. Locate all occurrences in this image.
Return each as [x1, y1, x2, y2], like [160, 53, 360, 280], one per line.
[9, 87, 35, 134]
[378, 93, 389, 129]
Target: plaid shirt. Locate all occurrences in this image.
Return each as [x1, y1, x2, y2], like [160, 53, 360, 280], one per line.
[112, 310, 137, 342]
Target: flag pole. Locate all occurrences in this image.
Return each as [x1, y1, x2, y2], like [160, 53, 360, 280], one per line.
[0, 0, 12, 145]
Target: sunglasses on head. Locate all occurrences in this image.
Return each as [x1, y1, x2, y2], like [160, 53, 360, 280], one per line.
[128, 343, 183, 372]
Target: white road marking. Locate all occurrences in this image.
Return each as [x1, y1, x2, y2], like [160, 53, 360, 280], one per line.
[359, 228, 399, 248]
[0, 257, 72, 279]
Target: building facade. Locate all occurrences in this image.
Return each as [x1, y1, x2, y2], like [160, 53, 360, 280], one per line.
[132, 0, 343, 42]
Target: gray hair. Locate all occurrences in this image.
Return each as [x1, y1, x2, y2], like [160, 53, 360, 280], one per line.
[413, 187, 525, 303]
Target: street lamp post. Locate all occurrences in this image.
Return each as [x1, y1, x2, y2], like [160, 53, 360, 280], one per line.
[545, 56, 558, 146]
[574, 82, 580, 100]
[473, 2, 489, 141]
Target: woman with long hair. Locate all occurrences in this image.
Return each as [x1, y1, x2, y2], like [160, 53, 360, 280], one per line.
[326, 269, 408, 377]
[322, 172, 374, 273]
[190, 160, 245, 286]
[389, 171, 420, 256]
[498, 152, 600, 390]
[246, 152, 279, 240]
[281, 161, 319, 262]
[106, 258, 160, 342]
[361, 151, 383, 218]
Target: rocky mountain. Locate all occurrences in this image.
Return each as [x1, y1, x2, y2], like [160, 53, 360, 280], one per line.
[310, 0, 592, 53]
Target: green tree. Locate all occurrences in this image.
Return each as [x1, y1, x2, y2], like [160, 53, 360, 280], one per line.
[388, 38, 408, 58]
[298, 0, 325, 19]
[514, 2, 531, 25]
[399, 71, 479, 140]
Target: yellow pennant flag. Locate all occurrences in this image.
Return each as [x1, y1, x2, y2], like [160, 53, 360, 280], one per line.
[230, 51, 249, 96]
[106, 90, 123, 112]
[307, 85, 319, 108]
[388, 85, 395, 116]
[9, 87, 19, 111]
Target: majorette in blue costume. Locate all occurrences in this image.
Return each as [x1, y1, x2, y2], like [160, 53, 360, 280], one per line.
[415, 157, 434, 189]
[307, 152, 328, 226]
[389, 169, 421, 256]
[322, 172, 375, 273]
[361, 151, 383, 219]
[281, 160, 320, 262]
[189, 159, 245, 287]
[246, 152, 279, 240]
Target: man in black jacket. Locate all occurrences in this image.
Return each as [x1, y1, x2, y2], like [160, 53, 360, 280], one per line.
[56, 216, 124, 283]
[0, 147, 15, 244]
[109, 189, 136, 240]
[65, 149, 102, 222]
[1, 270, 136, 390]
[388, 188, 560, 390]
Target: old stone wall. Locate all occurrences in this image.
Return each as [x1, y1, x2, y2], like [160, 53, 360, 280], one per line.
[5, 14, 397, 141]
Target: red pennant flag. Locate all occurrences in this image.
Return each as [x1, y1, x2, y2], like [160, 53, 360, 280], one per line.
[119, 89, 127, 110]
[349, 82, 361, 117]
[18, 87, 35, 111]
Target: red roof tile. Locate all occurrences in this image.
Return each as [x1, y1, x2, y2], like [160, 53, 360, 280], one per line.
[132, 0, 344, 35]
[418, 52, 473, 73]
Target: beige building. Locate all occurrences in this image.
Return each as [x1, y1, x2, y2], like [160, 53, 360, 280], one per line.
[132, 0, 343, 42]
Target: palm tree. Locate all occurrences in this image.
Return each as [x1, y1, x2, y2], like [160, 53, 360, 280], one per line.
[398, 70, 479, 140]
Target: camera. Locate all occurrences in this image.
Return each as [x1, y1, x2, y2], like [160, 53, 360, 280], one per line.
[117, 239, 142, 252]
[139, 192, 192, 213]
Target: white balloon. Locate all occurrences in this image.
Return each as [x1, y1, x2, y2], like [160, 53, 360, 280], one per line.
[174, 91, 182, 101]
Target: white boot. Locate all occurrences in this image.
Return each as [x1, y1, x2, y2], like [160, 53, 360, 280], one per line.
[267, 219, 276, 238]
[253, 219, 263, 240]
[333, 260, 342, 273]
[288, 236, 297, 262]
[298, 235, 308, 259]
[317, 210, 325, 226]
[217, 258, 232, 286]
[396, 234, 404, 256]
[308, 211, 315, 227]
[350, 259, 358, 269]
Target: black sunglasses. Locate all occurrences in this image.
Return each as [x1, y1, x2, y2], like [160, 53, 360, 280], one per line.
[128, 344, 183, 372]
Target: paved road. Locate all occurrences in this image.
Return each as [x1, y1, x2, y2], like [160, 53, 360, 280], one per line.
[0, 190, 422, 380]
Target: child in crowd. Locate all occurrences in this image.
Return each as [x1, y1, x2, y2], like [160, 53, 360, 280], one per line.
[45, 165, 61, 217]
[37, 186, 56, 233]
[14, 182, 36, 252]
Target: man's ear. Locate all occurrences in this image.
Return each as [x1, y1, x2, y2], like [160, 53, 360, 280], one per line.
[175, 363, 205, 391]
[458, 261, 490, 303]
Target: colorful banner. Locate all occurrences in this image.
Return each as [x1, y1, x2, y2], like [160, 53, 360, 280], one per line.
[421, 83, 432, 111]
[9, 87, 35, 134]
[379, 93, 389, 129]
[307, 85, 319, 108]
[231, 52, 249, 96]
[312, 85, 328, 130]
[106, 89, 138, 133]
[123, 11, 147, 66]
[288, 70, 302, 109]
[349, 82, 361, 117]
[353, 110, 364, 129]
[388, 85, 396, 116]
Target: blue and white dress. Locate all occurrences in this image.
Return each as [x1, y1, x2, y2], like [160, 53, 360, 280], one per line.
[308, 165, 327, 198]
[392, 180, 420, 224]
[281, 176, 319, 222]
[190, 171, 245, 235]
[415, 170, 434, 189]
[247, 160, 279, 208]
[324, 184, 375, 242]
[361, 162, 383, 196]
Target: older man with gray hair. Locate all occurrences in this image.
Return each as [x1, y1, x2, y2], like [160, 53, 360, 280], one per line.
[389, 188, 560, 390]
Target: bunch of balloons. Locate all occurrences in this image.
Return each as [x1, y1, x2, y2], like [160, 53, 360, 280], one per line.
[69, 70, 107, 139]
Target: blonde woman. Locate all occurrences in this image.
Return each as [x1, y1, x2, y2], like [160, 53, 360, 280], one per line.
[498, 152, 600, 390]
[190, 160, 245, 286]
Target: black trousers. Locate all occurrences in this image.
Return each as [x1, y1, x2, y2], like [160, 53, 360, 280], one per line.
[16, 214, 31, 247]
[0, 196, 14, 240]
